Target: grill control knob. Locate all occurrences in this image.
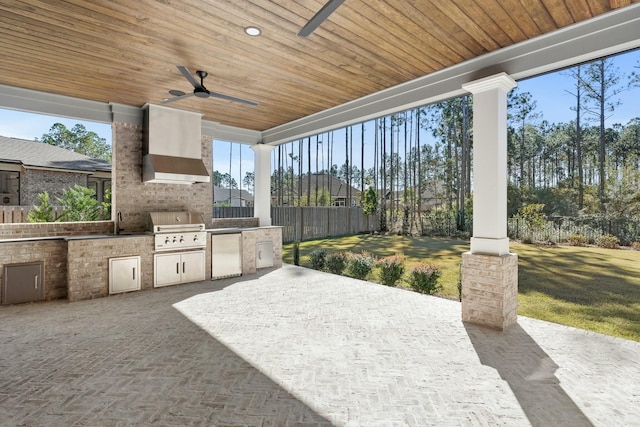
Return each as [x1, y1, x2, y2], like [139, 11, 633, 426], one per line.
[193, 235, 199, 242]
[164, 238, 170, 244]
[179, 237, 184, 243]
[172, 238, 177, 243]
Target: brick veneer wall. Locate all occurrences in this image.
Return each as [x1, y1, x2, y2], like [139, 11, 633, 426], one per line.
[21, 168, 88, 206]
[240, 227, 283, 276]
[461, 252, 518, 330]
[67, 236, 155, 302]
[0, 240, 68, 302]
[112, 122, 214, 232]
[0, 221, 113, 239]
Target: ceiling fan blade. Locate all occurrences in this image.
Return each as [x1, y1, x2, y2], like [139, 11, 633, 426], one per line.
[176, 65, 203, 90]
[209, 91, 258, 107]
[297, 0, 345, 37]
[168, 89, 186, 97]
[161, 92, 195, 104]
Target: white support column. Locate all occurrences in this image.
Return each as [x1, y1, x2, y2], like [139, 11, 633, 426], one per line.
[461, 73, 518, 330]
[251, 144, 274, 226]
[462, 73, 516, 256]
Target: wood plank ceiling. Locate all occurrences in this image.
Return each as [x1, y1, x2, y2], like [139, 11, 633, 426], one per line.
[0, 0, 636, 131]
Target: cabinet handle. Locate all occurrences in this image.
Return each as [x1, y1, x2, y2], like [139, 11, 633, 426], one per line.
[132, 267, 136, 280]
[183, 262, 186, 273]
[176, 263, 179, 274]
[34, 275, 38, 289]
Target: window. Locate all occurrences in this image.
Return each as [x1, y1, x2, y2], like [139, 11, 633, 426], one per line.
[0, 171, 20, 205]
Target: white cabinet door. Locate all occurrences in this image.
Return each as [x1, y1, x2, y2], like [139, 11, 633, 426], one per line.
[181, 250, 205, 283]
[154, 253, 182, 287]
[256, 242, 274, 268]
[109, 256, 141, 294]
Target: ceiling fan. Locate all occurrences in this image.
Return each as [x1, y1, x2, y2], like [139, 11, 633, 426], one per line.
[162, 65, 258, 106]
[297, 0, 345, 37]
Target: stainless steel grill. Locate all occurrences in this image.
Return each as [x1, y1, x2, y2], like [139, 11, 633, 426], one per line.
[149, 211, 207, 252]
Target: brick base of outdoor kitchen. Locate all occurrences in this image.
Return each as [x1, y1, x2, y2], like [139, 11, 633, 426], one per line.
[461, 252, 518, 330]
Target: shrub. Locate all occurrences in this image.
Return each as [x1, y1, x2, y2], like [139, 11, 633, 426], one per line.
[377, 254, 405, 287]
[567, 233, 588, 246]
[362, 186, 378, 215]
[309, 249, 328, 270]
[57, 184, 100, 221]
[516, 203, 547, 242]
[325, 251, 348, 275]
[597, 234, 619, 249]
[293, 241, 300, 266]
[632, 242, 640, 251]
[27, 191, 55, 223]
[407, 262, 442, 294]
[347, 251, 376, 280]
[457, 263, 462, 302]
[101, 188, 112, 220]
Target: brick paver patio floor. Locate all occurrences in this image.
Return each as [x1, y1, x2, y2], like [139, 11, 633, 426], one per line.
[1, 264, 638, 426]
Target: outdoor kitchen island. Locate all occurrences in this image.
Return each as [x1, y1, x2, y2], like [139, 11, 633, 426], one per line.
[0, 223, 282, 305]
[67, 224, 282, 302]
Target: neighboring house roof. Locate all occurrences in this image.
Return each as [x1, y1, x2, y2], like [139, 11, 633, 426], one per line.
[380, 181, 445, 201]
[213, 186, 253, 202]
[0, 135, 111, 173]
[286, 174, 360, 199]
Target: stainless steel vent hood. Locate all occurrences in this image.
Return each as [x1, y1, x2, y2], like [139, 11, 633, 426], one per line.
[142, 104, 210, 184]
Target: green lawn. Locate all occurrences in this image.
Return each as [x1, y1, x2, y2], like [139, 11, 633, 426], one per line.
[283, 235, 640, 341]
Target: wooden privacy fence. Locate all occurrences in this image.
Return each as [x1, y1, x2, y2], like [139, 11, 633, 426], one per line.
[0, 206, 66, 223]
[0, 206, 109, 223]
[213, 206, 379, 243]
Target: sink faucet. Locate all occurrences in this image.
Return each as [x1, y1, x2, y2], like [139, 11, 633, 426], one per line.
[116, 210, 123, 234]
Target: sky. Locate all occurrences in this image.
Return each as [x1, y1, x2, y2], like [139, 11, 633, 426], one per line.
[1, 49, 638, 192]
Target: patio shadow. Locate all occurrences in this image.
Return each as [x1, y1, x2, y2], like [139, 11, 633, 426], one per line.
[464, 322, 594, 427]
[0, 277, 333, 426]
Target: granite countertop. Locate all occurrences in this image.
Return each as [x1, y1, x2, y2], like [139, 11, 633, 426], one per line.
[0, 227, 283, 243]
[65, 232, 152, 241]
[206, 226, 283, 234]
[0, 235, 67, 243]
[0, 232, 152, 243]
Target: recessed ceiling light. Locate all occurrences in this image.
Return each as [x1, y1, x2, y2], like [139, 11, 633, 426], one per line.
[244, 26, 261, 36]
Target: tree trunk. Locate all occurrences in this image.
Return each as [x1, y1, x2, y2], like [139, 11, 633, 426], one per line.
[416, 109, 422, 233]
[361, 122, 365, 206]
[315, 137, 319, 206]
[381, 117, 388, 231]
[307, 137, 311, 206]
[576, 66, 584, 209]
[598, 63, 606, 212]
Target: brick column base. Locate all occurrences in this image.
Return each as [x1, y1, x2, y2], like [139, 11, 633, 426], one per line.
[461, 252, 518, 330]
